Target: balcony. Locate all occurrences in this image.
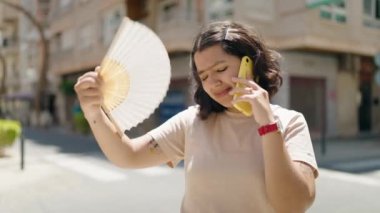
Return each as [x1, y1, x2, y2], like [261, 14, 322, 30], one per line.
[50, 42, 107, 75]
[262, 3, 380, 56]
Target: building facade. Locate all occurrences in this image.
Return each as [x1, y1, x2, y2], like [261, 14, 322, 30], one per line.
[154, 0, 380, 138]
[45, 0, 380, 138]
[0, 0, 23, 121]
[0, 0, 53, 125]
[48, 0, 127, 129]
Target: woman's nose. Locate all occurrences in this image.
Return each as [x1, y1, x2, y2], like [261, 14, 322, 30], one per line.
[207, 75, 222, 87]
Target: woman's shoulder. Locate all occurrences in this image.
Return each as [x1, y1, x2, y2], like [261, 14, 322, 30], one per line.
[270, 104, 299, 115]
[270, 104, 306, 125]
[179, 105, 199, 117]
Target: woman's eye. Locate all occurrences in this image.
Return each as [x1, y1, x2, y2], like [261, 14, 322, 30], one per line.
[201, 76, 208, 81]
[217, 67, 227, 72]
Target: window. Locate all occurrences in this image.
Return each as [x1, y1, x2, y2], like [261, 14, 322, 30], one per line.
[319, 1, 347, 23]
[2, 38, 8, 47]
[206, 0, 233, 21]
[363, 0, 380, 28]
[158, 0, 196, 24]
[160, 1, 179, 22]
[59, 0, 72, 11]
[60, 0, 71, 8]
[78, 23, 95, 50]
[102, 7, 123, 46]
[186, 0, 192, 20]
[50, 33, 62, 54]
[61, 30, 75, 51]
[364, 0, 373, 15]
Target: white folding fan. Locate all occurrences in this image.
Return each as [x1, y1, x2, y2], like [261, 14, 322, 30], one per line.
[98, 17, 171, 133]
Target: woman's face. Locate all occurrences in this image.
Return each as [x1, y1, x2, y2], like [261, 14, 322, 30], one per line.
[194, 44, 241, 110]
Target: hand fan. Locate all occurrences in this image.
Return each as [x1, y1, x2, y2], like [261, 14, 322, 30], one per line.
[98, 17, 171, 132]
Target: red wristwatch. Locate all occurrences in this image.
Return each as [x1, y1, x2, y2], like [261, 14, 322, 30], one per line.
[258, 120, 282, 136]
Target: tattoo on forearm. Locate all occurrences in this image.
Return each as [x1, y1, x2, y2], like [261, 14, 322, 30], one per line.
[148, 139, 161, 154]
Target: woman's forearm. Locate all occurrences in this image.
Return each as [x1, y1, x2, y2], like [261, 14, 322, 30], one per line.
[261, 131, 314, 213]
[87, 110, 136, 168]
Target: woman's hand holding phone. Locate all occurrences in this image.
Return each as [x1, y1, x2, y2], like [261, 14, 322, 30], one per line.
[231, 56, 274, 125]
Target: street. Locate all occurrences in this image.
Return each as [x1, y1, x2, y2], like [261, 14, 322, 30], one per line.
[1, 127, 380, 213]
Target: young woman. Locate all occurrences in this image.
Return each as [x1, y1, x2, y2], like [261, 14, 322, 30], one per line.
[75, 21, 318, 213]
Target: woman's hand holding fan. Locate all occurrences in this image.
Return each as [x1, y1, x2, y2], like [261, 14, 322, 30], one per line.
[74, 69, 104, 122]
[77, 18, 171, 135]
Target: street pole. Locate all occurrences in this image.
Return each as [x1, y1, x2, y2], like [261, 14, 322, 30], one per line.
[321, 119, 326, 155]
[321, 102, 327, 155]
[20, 128, 24, 170]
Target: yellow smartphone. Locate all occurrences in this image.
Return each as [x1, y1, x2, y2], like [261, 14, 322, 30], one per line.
[233, 56, 254, 116]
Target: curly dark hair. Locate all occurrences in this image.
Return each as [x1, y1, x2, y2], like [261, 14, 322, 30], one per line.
[190, 21, 283, 120]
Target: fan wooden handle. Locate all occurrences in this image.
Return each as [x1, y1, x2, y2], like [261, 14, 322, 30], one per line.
[101, 107, 125, 138]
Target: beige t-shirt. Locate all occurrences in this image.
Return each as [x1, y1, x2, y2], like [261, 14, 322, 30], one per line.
[148, 104, 318, 213]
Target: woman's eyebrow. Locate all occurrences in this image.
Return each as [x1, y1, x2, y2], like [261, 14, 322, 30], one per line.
[197, 60, 226, 75]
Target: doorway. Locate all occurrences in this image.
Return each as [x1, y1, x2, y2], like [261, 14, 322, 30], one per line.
[290, 77, 326, 139]
[358, 57, 374, 132]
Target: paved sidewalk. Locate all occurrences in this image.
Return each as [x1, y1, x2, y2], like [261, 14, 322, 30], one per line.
[1, 127, 380, 190]
[0, 132, 184, 213]
[1, 127, 379, 213]
[0, 127, 103, 195]
[313, 135, 380, 173]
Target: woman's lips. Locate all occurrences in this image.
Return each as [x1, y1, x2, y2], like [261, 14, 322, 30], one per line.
[214, 87, 232, 98]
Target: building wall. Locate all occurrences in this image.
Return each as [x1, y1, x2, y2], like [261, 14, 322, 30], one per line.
[155, 0, 201, 52]
[0, 0, 23, 119]
[49, 0, 125, 75]
[234, 0, 275, 33]
[336, 70, 358, 136]
[48, 0, 126, 126]
[265, 0, 380, 55]
[42, 0, 380, 136]
[154, 0, 380, 137]
[274, 51, 338, 137]
[0, 9, 20, 93]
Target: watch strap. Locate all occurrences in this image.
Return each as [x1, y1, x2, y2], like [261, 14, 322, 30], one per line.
[258, 122, 279, 136]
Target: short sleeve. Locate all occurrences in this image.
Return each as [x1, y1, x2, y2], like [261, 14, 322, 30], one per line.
[282, 112, 319, 178]
[147, 108, 194, 167]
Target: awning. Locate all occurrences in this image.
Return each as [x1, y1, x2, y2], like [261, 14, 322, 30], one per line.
[2, 92, 34, 101]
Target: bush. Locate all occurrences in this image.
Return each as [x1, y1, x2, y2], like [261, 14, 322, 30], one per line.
[0, 119, 22, 147]
[73, 112, 90, 134]
[60, 79, 76, 96]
